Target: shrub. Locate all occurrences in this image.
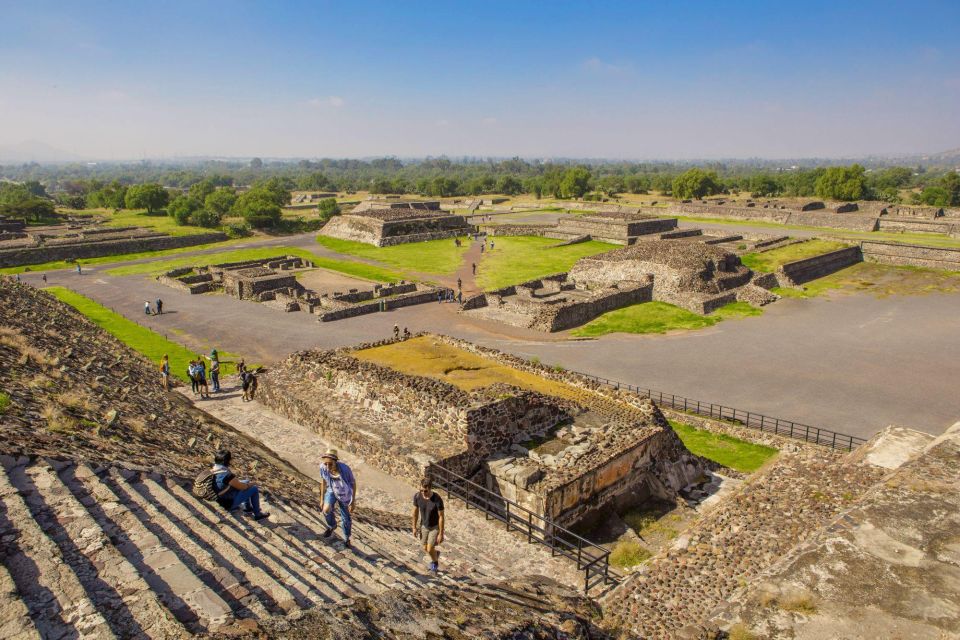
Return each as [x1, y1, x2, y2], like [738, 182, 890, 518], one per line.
[190, 209, 222, 228]
[224, 221, 252, 238]
[0, 391, 10, 414]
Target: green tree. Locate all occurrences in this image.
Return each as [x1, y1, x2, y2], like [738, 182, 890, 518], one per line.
[559, 167, 592, 199]
[496, 175, 523, 195]
[672, 168, 722, 199]
[250, 157, 263, 169]
[204, 188, 237, 216]
[124, 183, 170, 213]
[317, 197, 341, 221]
[939, 172, 960, 206]
[191, 209, 222, 228]
[187, 179, 217, 202]
[814, 164, 866, 201]
[914, 186, 951, 207]
[166, 195, 200, 225]
[233, 190, 281, 228]
[749, 173, 781, 197]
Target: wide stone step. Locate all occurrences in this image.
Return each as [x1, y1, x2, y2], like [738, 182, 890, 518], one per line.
[56, 464, 236, 633]
[139, 477, 337, 606]
[0, 460, 110, 640]
[0, 561, 41, 640]
[4, 459, 190, 639]
[78, 465, 275, 622]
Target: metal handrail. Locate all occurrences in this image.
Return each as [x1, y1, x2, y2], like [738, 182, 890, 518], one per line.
[429, 463, 618, 593]
[568, 369, 867, 452]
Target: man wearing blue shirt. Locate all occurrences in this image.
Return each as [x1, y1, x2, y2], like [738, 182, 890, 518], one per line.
[319, 449, 357, 548]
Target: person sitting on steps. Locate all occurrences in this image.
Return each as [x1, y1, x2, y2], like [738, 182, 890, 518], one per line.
[211, 449, 270, 521]
[319, 449, 356, 548]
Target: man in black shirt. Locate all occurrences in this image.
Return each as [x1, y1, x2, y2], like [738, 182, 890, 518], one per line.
[412, 477, 444, 573]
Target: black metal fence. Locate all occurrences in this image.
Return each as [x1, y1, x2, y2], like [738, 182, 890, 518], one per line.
[571, 371, 867, 452]
[429, 464, 618, 594]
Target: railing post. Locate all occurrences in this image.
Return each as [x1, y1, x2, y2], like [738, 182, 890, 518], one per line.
[527, 512, 533, 543]
[505, 502, 511, 532]
[832, 431, 837, 450]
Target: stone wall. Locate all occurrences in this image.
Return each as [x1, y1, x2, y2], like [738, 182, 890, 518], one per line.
[876, 217, 954, 234]
[0, 231, 226, 267]
[533, 282, 653, 332]
[554, 216, 677, 243]
[776, 246, 862, 286]
[316, 286, 450, 321]
[320, 212, 474, 246]
[860, 241, 960, 270]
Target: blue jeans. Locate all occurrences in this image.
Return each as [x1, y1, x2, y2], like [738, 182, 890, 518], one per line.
[230, 486, 261, 516]
[211, 370, 220, 392]
[324, 491, 352, 541]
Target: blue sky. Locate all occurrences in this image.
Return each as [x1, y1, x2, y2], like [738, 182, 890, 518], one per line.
[1, 0, 958, 159]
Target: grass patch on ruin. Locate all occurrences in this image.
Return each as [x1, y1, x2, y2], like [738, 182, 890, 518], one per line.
[68, 208, 216, 237]
[623, 508, 683, 541]
[44, 287, 246, 382]
[475, 236, 617, 290]
[0, 391, 10, 414]
[316, 235, 471, 275]
[570, 301, 761, 337]
[668, 420, 777, 473]
[103, 246, 404, 282]
[740, 239, 851, 273]
[0, 238, 252, 275]
[772, 262, 960, 299]
[609, 540, 652, 569]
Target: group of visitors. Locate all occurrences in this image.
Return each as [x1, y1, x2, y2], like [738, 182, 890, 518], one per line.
[144, 298, 163, 315]
[392, 325, 412, 340]
[201, 447, 446, 572]
[187, 356, 211, 398]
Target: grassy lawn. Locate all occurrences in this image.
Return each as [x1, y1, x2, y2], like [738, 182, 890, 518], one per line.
[475, 236, 617, 289]
[0, 237, 248, 275]
[740, 239, 851, 273]
[316, 235, 470, 275]
[668, 419, 778, 473]
[571, 301, 761, 337]
[45, 287, 247, 382]
[103, 246, 404, 282]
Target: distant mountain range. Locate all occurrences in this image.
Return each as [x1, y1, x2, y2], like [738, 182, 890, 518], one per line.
[0, 140, 84, 164]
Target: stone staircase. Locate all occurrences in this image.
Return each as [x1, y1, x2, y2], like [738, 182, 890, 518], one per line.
[0, 456, 500, 639]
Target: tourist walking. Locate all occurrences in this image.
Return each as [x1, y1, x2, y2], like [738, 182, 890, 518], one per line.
[211, 450, 270, 520]
[76, 263, 82, 275]
[393, 324, 400, 339]
[412, 477, 445, 573]
[196, 355, 210, 398]
[188, 360, 200, 396]
[206, 350, 221, 393]
[240, 370, 252, 401]
[41, 274, 47, 284]
[319, 449, 356, 547]
[160, 354, 170, 391]
[144, 301, 151, 315]
[156, 298, 163, 315]
[472, 262, 476, 275]
[456, 277, 462, 290]
[403, 327, 411, 339]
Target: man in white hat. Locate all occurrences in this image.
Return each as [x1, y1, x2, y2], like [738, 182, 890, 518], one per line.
[319, 449, 357, 547]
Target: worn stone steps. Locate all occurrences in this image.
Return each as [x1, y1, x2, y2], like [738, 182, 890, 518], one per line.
[2, 458, 190, 639]
[0, 457, 486, 639]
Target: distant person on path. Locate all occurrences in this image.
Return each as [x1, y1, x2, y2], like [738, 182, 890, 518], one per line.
[403, 327, 411, 339]
[237, 359, 247, 374]
[206, 350, 221, 393]
[457, 290, 462, 304]
[393, 324, 400, 339]
[456, 277, 462, 290]
[211, 450, 270, 521]
[196, 355, 210, 398]
[240, 370, 252, 401]
[480, 244, 484, 254]
[412, 477, 445, 573]
[156, 298, 163, 315]
[144, 301, 151, 315]
[160, 354, 170, 391]
[76, 263, 82, 275]
[247, 370, 258, 401]
[319, 449, 356, 547]
[41, 274, 47, 284]
[188, 360, 200, 396]
[437, 291, 442, 304]
[490, 240, 494, 250]
[472, 262, 476, 275]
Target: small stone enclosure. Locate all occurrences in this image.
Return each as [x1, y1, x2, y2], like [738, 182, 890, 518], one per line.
[258, 334, 705, 529]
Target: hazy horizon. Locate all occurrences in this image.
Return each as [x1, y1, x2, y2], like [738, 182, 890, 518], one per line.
[2, 1, 958, 161]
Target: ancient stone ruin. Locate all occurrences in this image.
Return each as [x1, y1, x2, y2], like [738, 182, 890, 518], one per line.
[158, 255, 449, 319]
[0, 219, 226, 268]
[258, 334, 705, 529]
[462, 240, 779, 331]
[320, 207, 476, 246]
